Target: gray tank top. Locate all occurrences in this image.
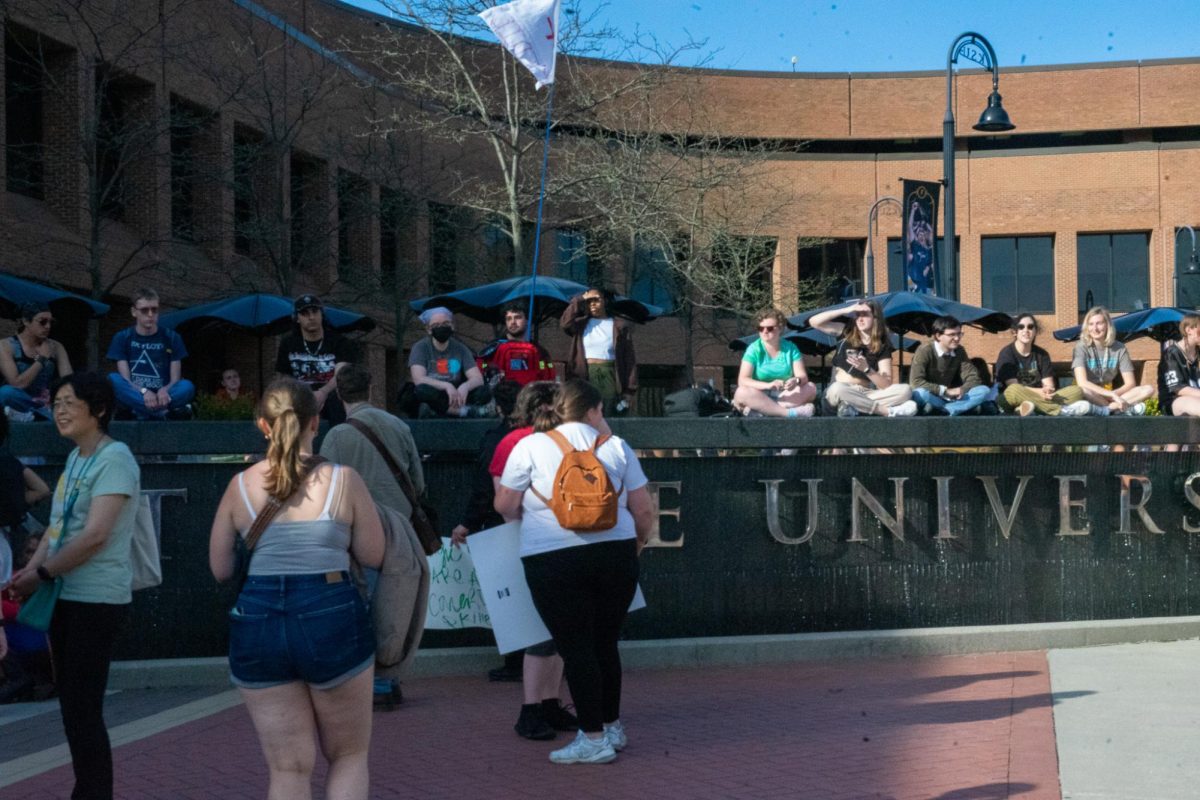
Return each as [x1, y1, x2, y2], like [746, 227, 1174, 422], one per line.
[238, 466, 352, 575]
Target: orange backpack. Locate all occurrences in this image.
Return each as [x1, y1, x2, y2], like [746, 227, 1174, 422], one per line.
[530, 430, 622, 532]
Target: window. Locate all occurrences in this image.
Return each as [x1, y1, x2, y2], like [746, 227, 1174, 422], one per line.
[797, 238, 865, 303]
[887, 237, 960, 300]
[980, 236, 1054, 313]
[427, 202, 472, 294]
[1076, 232, 1150, 313]
[556, 229, 589, 284]
[170, 98, 210, 242]
[631, 237, 676, 311]
[290, 154, 327, 271]
[1175, 227, 1200, 308]
[379, 187, 406, 294]
[232, 126, 261, 256]
[337, 170, 371, 282]
[5, 28, 44, 199]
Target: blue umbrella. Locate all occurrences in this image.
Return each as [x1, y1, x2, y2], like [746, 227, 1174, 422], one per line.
[160, 293, 375, 335]
[0, 273, 109, 318]
[1052, 307, 1192, 344]
[410, 276, 663, 324]
[788, 292, 1012, 337]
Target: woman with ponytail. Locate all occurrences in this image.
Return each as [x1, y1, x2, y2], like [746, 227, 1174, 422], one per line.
[209, 379, 384, 800]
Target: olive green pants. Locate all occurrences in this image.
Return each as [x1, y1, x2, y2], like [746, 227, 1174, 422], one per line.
[586, 361, 623, 415]
[999, 384, 1084, 415]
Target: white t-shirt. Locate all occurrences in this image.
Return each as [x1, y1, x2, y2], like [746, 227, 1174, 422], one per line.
[500, 422, 648, 557]
[582, 318, 615, 360]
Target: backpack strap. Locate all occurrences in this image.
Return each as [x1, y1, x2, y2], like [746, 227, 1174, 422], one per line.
[543, 429, 575, 456]
[590, 434, 622, 495]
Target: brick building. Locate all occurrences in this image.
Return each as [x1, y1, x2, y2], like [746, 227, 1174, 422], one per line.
[3, 0, 1200, 410]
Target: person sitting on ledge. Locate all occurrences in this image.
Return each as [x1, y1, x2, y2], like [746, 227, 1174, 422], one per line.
[0, 302, 73, 422]
[910, 315, 991, 416]
[995, 313, 1088, 416]
[215, 368, 254, 404]
[1158, 313, 1200, 419]
[106, 288, 195, 420]
[809, 300, 915, 417]
[405, 307, 493, 418]
[1072, 306, 1155, 416]
[732, 307, 816, 418]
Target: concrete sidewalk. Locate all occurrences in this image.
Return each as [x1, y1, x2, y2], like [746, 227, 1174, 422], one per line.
[4, 638, 1198, 798]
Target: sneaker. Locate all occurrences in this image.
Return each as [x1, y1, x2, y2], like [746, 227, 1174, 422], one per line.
[1060, 400, 1091, 417]
[4, 407, 34, 423]
[1017, 400, 1035, 417]
[787, 404, 814, 418]
[1092, 404, 1112, 417]
[373, 682, 403, 712]
[887, 400, 917, 417]
[1123, 402, 1147, 416]
[837, 404, 859, 418]
[166, 403, 195, 421]
[514, 704, 556, 741]
[487, 664, 523, 683]
[549, 730, 616, 764]
[604, 720, 628, 752]
[541, 700, 579, 732]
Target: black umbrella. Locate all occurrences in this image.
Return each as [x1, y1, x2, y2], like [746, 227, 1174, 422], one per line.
[1053, 307, 1192, 344]
[0, 273, 109, 318]
[410, 276, 663, 325]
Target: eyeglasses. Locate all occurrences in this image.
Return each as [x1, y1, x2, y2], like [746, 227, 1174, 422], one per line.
[134, 305, 159, 315]
[939, 330, 963, 339]
[1015, 323, 1036, 331]
[758, 324, 777, 333]
[52, 398, 85, 412]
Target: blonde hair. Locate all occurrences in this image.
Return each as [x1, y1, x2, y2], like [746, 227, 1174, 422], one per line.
[1083, 306, 1116, 347]
[258, 378, 319, 500]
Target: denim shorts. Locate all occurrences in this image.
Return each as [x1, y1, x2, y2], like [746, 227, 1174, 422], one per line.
[228, 572, 375, 690]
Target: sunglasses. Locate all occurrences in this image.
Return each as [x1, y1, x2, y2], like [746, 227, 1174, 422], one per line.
[1015, 323, 1036, 331]
[758, 324, 777, 333]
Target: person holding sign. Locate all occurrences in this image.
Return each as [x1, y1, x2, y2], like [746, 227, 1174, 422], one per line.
[495, 379, 655, 765]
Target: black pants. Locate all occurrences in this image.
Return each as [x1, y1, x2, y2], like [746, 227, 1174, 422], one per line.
[49, 599, 128, 800]
[407, 383, 492, 417]
[522, 539, 639, 733]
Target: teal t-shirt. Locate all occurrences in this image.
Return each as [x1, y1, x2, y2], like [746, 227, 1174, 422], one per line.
[46, 441, 141, 605]
[742, 338, 801, 382]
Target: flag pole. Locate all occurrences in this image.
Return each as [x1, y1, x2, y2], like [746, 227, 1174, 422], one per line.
[525, 82, 555, 342]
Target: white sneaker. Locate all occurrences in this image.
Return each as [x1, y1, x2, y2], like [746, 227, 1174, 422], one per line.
[1123, 402, 1147, 416]
[604, 720, 627, 752]
[1091, 404, 1111, 417]
[1060, 400, 1091, 417]
[549, 730, 616, 764]
[887, 400, 917, 417]
[4, 407, 34, 422]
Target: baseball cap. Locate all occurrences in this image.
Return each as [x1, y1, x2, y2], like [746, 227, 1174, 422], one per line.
[294, 294, 323, 314]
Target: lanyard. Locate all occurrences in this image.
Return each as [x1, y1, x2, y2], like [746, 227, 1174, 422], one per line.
[50, 440, 109, 555]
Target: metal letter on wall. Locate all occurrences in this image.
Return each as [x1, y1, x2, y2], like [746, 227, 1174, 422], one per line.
[643, 481, 683, 548]
[933, 476, 954, 539]
[1057, 475, 1090, 536]
[1116, 475, 1164, 535]
[977, 475, 1032, 540]
[1182, 472, 1200, 533]
[849, 478, 906, 542]
[761, 479, 822, 545]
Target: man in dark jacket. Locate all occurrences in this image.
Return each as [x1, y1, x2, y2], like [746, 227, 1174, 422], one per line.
[909, 315, 991, 416]
[560, 288, 636, 414]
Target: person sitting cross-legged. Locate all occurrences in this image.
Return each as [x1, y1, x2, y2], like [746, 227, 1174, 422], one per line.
[1071, 306, 1155, 416]
[1158, 314, 1200, 419]
[995, 313, 1088, 416]
[808, 300, 916, 417]
[910, 315, 991, 416]
[0, 302, 73, 422]
[732, 308, 817, 418]
[106, 288, 195, 420]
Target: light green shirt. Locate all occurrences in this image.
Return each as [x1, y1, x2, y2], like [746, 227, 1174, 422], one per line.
[47, 441, 141, 605]
[742, 338, 801, 383]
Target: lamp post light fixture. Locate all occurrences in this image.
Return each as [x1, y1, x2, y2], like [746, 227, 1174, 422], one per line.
[943, 32, 1015, 295]
[865, 196, 901, 296]
[1175, 225, 1199, 307]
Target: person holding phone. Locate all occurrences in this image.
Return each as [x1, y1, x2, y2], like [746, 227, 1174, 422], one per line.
[732, 308, 817, 418]
[809, 300, 916, 417]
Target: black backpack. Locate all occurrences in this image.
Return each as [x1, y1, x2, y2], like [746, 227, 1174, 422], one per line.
[663, 383, 733, 417]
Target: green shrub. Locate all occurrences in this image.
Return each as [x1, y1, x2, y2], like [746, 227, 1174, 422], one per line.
[195, 393, 257, 421]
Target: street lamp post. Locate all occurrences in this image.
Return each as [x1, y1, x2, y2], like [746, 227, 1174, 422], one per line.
[865, 196, 900, 296]
[943, 32, 1015, 295]
[1175, 225, 1199, 307]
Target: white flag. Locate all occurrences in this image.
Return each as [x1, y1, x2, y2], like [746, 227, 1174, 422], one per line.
[479, 0, 562, 90]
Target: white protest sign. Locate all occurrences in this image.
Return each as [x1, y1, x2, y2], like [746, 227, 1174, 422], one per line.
[467, 522, 646, 654]
[425, 537, 491, 630]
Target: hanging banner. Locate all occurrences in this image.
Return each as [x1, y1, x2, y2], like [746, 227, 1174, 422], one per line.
[479, 0, 562, 89]
[901, 179, 941, 295]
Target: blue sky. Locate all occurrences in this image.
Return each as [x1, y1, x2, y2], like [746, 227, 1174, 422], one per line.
[349, 0, 1200, 73]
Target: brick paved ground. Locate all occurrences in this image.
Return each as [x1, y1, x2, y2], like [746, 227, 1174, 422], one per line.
[5, 651, 1059, 800]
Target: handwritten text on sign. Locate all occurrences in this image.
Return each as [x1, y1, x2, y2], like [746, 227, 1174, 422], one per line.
[425, 537, 491, 630]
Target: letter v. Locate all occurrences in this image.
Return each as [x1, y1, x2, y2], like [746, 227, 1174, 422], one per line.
[977, 476, 1032, 540]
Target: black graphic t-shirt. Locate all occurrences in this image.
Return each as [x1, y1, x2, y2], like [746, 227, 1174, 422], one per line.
[994, 343, 1052, 388]
[274, 330, 356, 390]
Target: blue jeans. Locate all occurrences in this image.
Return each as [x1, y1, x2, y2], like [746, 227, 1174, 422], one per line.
[0, 386, 52, 419]
[107, 373, 195, 419]
[912, 385, 991, 416]
[228, 572, 375, 689]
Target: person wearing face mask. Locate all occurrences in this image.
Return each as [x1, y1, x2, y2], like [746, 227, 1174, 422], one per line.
[405, 308, 493, 418]
[561, 289, 636, 415]
[994, 313, 1087, 416]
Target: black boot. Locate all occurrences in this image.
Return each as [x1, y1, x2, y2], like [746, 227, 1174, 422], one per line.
[514, 703, 556, 740]
[488, 650, 524, 682]
[541, 699, 579, 732]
